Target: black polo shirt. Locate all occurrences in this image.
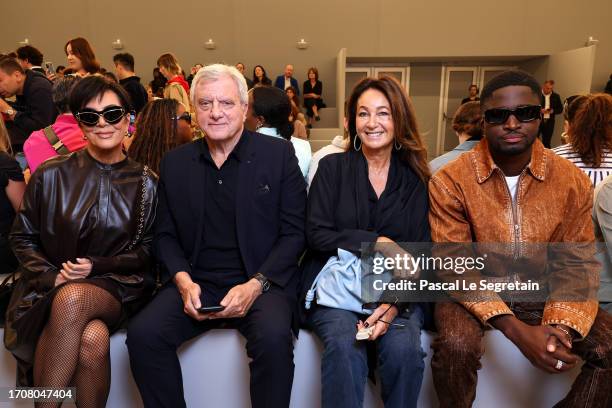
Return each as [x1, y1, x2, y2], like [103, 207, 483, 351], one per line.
[194, 135, 248, 305]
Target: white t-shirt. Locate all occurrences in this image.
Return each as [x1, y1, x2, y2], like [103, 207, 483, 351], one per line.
[284, 77, 291, 90]
[505, 175, 520, 202]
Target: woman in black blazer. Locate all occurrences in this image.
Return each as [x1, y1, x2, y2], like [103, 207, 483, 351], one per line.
[303, 76, 431, 408]
[302, 67, 325, 128]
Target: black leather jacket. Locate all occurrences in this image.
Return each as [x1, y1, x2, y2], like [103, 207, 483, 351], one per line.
[9, 149, 158, 305]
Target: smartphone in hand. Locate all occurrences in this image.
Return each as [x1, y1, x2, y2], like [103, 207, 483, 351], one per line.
[45, 61, 55, 75]
[197, 305, 225, 313]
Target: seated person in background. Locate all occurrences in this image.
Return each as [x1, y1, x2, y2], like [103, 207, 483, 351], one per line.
[429, 101, 482, 173]
[429, 70, 612, 408]
[252, 64, 272, 87]
[114, 53, 149, 114]
[245, 86, 312, 179]
[274, 64, 299, 94]
[127, 98, 193, 172]
[4, 76, 157, 402]
[303, 67, 325, 128]
[553, 93, 612, 187]
[0, 117, 25, 275]
[286, 86, 308, 139]
[461, 84, 480, 104]
[15, 45, 45, 74]
[24, 75, 86, 173]
[157, 53, 191, 111]
[593, 174, 612, 313]
[127, 64, 306, 408]
[302, 75, 431, 408]
[0, 57, 56, 154]
[235, 62, 254, 89]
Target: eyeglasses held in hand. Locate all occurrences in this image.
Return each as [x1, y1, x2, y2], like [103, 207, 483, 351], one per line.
[75, 106, 127, 126]
[483, 105, 541, 125]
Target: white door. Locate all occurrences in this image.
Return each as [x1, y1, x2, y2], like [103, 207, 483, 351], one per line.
[373, 67, 410, 95]
[436, 67, 478, 156]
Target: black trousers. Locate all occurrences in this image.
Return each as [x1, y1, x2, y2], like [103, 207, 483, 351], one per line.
[126, 283, 295, 408]
[539, 118, 556, 148]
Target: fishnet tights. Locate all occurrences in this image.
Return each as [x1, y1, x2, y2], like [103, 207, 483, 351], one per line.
[33, 282, 121, 408]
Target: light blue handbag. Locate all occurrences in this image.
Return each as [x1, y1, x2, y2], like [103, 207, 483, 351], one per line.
[305, 248, 390, 315]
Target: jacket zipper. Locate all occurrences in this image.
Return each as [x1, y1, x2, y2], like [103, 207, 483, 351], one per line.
[499, 168, 526, 307]
[499, 170, 521, 258]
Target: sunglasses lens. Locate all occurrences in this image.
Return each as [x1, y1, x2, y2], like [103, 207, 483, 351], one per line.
[76, 112, 100, 126]
[515, 105, 541, 122]
[484, 109, 508, 124]
[484, 106, 541, 124]
[77, 106, 126, 126]
[102, 108, 126, 124]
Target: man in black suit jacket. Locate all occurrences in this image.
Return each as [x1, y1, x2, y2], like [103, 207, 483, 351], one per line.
[538, 79, 563, 148]
[0, 57, 56, 153]
[127, 64, 306, 408]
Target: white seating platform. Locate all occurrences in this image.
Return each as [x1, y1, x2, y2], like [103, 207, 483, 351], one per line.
[0, 328, 578, 407]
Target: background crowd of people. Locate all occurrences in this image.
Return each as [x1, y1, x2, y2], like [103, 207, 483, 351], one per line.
[1, 39, 326, 159]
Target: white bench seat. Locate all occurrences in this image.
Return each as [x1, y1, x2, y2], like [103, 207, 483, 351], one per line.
[0, 329, 578, 407]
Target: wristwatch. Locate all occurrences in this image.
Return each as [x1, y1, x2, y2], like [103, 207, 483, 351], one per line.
[253, 273, 271, 292]
[4, 108, 15, 116]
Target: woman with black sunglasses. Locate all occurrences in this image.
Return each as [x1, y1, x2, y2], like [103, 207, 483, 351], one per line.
[127, 98, 193, 173]
[4, 76, 157, 405]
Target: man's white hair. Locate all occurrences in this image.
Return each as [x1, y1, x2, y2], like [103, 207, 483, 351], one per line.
[190, 63, 248, 106]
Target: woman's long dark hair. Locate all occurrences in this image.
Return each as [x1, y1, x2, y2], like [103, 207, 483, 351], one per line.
[569, 93, 612, 168]
[347, 76, 431, 183]
[252, 86, 293, 140]
[128, 99, 182, 174]
[252, 65, 271, 85]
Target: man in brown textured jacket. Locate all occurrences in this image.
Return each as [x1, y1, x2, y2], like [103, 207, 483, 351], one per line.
[429, 70, 612, 408]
